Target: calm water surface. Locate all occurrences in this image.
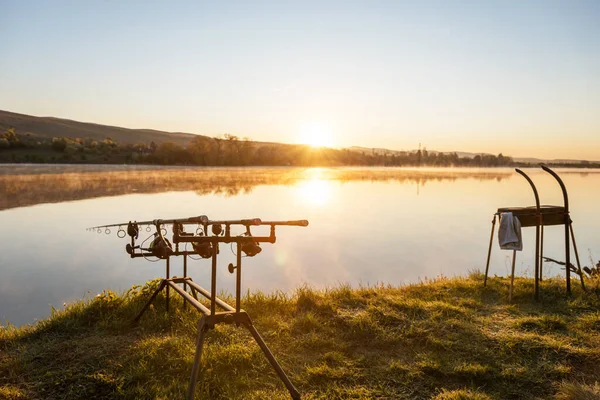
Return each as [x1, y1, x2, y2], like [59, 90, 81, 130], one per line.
[1, 165, 599, 326]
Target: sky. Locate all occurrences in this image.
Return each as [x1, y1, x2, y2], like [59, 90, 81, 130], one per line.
[1, 0, 599, 159]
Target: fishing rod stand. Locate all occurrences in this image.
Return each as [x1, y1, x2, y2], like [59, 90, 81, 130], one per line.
[123, 218, 305, 400]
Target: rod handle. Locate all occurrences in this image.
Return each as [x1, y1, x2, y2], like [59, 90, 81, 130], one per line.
[262, 220, 309, 227]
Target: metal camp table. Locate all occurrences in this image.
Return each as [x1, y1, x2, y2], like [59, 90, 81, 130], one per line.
[483, 165, 585, 300]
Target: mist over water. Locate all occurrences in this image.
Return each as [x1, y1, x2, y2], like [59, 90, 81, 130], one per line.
[1, 165, 599, 326]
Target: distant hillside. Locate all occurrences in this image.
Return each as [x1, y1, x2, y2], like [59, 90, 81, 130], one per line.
[348, 146, 597, 165]
[1, 110, 598, 165]
[0, 109, 205, 147]
[347, 146, 410, 156]
[511, 157, 598, 165]
[349, 146, 497, 159]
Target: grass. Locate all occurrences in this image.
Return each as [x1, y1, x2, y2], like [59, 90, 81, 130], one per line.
[1, 274, 600, 399]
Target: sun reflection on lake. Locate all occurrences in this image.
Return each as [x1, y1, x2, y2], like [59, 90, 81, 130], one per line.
[295, 179, 333, 206]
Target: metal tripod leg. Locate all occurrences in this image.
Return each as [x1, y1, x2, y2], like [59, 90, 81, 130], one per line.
[189, 286, 200, 301]
[569, 223, 586, 291]
[515, 168, 541, 300]
[539, 225, 544, 281]
[541, 165, 572, 294]
[563, 222, 570, 292]
[243, 321, 301, 400]
[183, 255, 188, 310]
[187, 316, 208, 400]
[534, 222, 540, 300]
[185, 277, 200, 301]
[166, 258, 170, 312]
[509, 250, 516, 303]
[134, 279, 166, 323]
[484, 215, 496, 287]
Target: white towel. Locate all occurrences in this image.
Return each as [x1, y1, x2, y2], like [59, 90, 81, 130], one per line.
[498, 212, 522, 251]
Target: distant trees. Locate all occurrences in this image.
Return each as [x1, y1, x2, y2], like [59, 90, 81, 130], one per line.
[469, 153, 513, 167]
[152, 142, 190, 165]
[51, 137, 67, 152]
[1, 128, 26, 149]
[187, 136, 212, 165]
[0, 127, 570, 168]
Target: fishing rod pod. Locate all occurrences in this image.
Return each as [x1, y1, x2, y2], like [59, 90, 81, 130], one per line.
[88, 214, 308, 400]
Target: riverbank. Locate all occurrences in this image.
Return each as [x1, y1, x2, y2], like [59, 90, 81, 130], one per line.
[1, 274, 599, 399]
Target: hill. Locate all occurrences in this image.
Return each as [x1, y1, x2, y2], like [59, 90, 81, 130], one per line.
[1, 109, 598, 167]
[1, 275, 599, 399]
[348, 146, 598, 165]
[0, 109, 205, 147]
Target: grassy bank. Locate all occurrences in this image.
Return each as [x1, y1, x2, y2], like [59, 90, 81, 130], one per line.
[1, 274, 600, 400]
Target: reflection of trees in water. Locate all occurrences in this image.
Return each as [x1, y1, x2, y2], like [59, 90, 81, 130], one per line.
[0, 167, 516, 211]
[197, 184, 256, 197]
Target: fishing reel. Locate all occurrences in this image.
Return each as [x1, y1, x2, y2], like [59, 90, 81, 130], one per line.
[241, 240, 262, 257]
[148, 233, 173, 259]
[192, 242, 214, 259]
[125, 232, 173, 259]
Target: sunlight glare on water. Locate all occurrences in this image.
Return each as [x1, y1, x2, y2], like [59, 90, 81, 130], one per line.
[295, 179, 333, 206]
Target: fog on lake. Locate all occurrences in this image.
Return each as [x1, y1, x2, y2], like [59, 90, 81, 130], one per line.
[1, 165, 599, 326]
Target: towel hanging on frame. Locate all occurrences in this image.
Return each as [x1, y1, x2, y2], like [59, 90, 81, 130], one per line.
[498, 212, 523, 251]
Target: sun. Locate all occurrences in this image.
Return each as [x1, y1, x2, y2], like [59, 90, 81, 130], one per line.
[298, 123, 334, 148]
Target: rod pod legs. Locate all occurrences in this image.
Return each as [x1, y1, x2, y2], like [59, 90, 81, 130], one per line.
[135, 279, 301, 400]
[186, 315, 301, 400]
[187, 316, 208, 400]
[483, 215, 496, 287]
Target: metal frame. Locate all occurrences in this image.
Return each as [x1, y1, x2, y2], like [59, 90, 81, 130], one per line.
[90, 216, 307, 400]
[484, 165, 585, 299]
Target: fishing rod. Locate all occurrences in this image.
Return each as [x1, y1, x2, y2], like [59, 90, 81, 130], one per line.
[87, 216, 307, 232]
[87, 216, 260, 240]
[87, 215, 210, 231]
[88, 215, 309, 259]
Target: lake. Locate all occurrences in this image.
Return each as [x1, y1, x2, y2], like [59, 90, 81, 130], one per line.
[1, 165, 599, 326]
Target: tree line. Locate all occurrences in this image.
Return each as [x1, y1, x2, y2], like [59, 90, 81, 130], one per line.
[0, 127, 576, 168]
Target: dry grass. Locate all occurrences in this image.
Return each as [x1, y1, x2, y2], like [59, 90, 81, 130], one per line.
[1, 274, 599, 399]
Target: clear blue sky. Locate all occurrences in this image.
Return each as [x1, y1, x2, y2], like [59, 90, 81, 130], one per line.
[1, 0, 599, 159]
